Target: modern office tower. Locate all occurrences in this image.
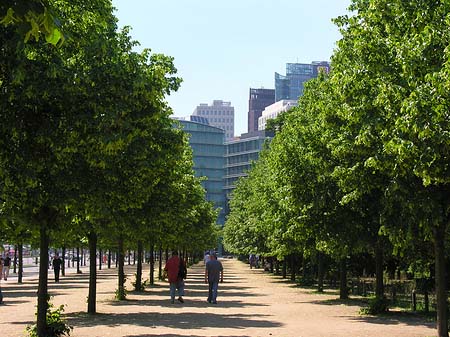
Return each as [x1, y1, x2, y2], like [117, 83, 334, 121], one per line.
[258, 100, 298, 131]
[224, 130, 273, 203]
[192, 100, 235, 140]
[176, 119, 227, 227]
[248, 88, 275, 133]
[275, 61, 330, 102]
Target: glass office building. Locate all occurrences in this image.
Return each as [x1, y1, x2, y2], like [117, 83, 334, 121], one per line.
[275, 61, 330, 102]
[177, 120, 227, 226]
[248, 88, 275, 133]
[224, 131, 272, 201]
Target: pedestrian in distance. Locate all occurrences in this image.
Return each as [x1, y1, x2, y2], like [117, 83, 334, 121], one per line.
[2, 254, 11, 281]
[52, 254, 62, 283]
[164, 251, 186, 304]
[205, 252, 223, 304]
[204, 251, 211, 265]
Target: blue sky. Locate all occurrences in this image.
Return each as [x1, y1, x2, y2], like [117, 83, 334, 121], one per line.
[112, 1, 351, 136]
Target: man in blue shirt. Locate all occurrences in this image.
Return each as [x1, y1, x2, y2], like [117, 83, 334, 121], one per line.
[204, 252, 223, 304]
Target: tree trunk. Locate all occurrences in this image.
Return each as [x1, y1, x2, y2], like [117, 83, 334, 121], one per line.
[135, 241, 143, 291]
[282, 258, 287, 279]
[107, 250, 111, 269]
[117, 237, 126, 300]
[375, 240, 384, 299]
[18, 243, 23, 283]
[317, 251, 324, 293]
[61, 246, 66, 276]
[290, 254, 296, 282]
[87, 231, 97, 314]
[149, 244, 155, 286]
[76, 247, 81, 274]
[37, 222, 50, 337]
[13, 245, 17, 274]
[339, 258, 348, 299]
[158, 247, 163, 280]
[99, 249, 102, 270]
[434, 223, 449, 337]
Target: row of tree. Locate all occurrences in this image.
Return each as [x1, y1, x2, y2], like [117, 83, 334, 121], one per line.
[1, 1, 219, 336]
[223, 1, 450, 336]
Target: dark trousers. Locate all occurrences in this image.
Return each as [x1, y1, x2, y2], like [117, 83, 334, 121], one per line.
[54, 268, 60, 282]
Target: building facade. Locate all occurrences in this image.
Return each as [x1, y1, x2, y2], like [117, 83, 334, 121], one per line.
[248, 88, 275, 133]
[177, 120, 227, 226]
[224, 131, 273, 202]
[275, 61, 330, 102]
[192, 100, 235, 140]
[258, 100, 297, 131]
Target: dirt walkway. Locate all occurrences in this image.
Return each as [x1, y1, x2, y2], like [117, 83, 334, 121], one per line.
[0, 258, 436, 337]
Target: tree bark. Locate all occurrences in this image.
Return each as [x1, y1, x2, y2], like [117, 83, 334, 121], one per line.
[87, 231, 97, 314]
[117, 237, 126, 300]
[339, 258, 348, 299]
[158, 246, 163, 280]
[61, 246, 66, 276]
[149, 244, 155, 285]
[135, 241, 143, 291]
[317, 251, 324, 293]
[290, 254, 296, 282]
[375, 239, 384, 299]
[375, 238, 384, 299]
[13, 245, 17, 274]
[434, 222, 449, 337]
[107, 250, 111, 269]
[37, 222, 50, 337]
[99, 249, 102, 270]
[18, 243, 23, 283]
[76, 247, 81, 274]
[282, 258, 287, 279]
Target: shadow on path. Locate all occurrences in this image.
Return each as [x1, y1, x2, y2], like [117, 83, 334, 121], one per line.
[67, 311, 281, 330]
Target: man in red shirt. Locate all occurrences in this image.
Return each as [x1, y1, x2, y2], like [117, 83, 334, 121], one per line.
[164, 251, 186, 304]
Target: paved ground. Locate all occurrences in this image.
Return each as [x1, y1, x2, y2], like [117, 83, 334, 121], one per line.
[0, 258, 437, 337]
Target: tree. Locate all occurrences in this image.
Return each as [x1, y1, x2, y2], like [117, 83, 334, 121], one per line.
[332, 1, 450, 334]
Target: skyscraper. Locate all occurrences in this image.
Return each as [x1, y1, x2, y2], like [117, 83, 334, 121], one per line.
[275, 61, 330, 102]
[192, 100, 235, 140]
[248, 88, 275, 133]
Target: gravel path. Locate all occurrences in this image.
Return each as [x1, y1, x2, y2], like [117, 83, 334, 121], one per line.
[0, 258, 436, 337]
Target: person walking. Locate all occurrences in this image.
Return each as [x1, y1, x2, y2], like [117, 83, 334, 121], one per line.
[205, 252, 223, 304]
[2, 254, 11, 281]
[164, 251, 186, 304]
[52, 254, 62, 283]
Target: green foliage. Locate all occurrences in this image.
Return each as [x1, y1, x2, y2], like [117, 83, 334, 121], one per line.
[132, 274, 150, 292]
[26, 301, 72, 337]
[360, 296, 390, 315]
[114, 287, 127, 301]
[0, 1, 64, 45]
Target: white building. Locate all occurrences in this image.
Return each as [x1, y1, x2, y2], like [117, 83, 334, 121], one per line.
[192, 100, 235, 140]
[258, 100, 297, 131]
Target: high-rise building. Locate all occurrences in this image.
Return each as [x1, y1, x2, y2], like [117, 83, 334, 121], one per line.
[192, 100, 235, 140]
[248, 88, 275, 133]
[275, 61, 330, 102]
[258, 100, 297, 131]
[224, 131, 272, 199]
[176, 119, 227, 227]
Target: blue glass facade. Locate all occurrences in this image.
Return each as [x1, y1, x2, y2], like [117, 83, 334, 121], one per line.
[275, 62, 330, 102]
[178, 120, 226, 226]
[224, 131, 272, 207]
